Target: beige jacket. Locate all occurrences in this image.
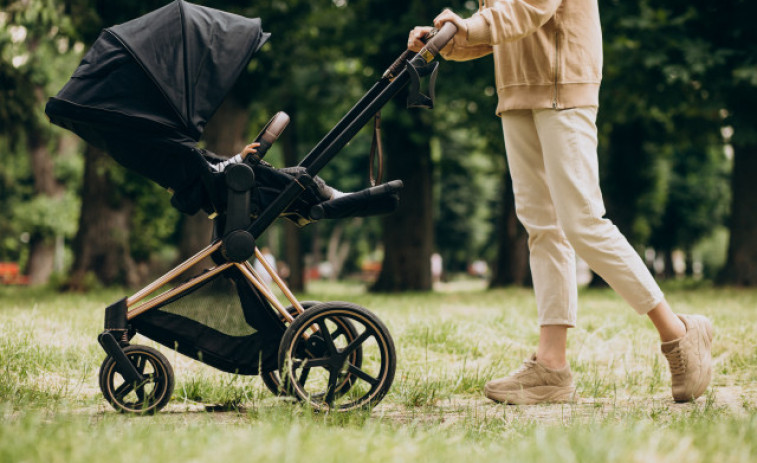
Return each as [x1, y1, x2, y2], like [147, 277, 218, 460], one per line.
[441, 0, 602, 114]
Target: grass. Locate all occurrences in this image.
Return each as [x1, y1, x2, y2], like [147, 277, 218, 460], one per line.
[1, 281, 756, 462]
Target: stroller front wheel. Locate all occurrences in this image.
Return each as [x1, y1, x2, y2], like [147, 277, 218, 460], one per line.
[98, 344, 174, 414]
[278, 302, 396, 412]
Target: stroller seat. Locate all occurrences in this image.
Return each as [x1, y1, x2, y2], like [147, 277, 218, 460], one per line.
[167, 111, 403, 230]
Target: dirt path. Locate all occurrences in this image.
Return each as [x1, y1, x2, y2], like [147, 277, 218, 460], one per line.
[372, 385, 757, 426]
[111, 385, 755, 426]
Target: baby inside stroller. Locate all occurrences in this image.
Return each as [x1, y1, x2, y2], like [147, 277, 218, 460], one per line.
[46, 0, 456, 413]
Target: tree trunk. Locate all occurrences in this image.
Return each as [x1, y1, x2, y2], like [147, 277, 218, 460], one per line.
[371, 116, 434, 292]
[281, 108, 305, 292]
[327, 221, 354, 281]
[25, 130, 64, 285]
[65, 144, 139, 290]
[489, 169, 531, 287]
[662, 249, 675, 280]
[719, 143, 757, 285]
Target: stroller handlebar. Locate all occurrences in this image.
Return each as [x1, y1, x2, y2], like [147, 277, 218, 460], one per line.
[245, 111, 290, 166]
[382, 22, 458, 80]
[420, 22, 458, 61]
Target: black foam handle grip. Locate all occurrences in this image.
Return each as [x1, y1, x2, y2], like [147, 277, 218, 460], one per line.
[309, 180, 403, 220]
[420, 23, 458, 59]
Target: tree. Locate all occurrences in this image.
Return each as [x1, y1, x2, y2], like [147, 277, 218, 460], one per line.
[0, 0, 82, 284]
[629, 0, 757, 284]
[489, 169, 531, 287]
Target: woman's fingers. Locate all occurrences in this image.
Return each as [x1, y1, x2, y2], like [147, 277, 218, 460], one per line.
[433, 9, 465, 32]
[408, 26, 433, 51]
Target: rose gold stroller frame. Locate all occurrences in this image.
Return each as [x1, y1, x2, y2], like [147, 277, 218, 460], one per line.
[124, 241, 305, 324]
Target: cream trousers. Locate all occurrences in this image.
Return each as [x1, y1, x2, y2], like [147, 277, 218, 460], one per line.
[501, 107, 664, 326]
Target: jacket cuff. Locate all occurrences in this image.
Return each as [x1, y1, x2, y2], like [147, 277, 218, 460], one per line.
[465, 14, 491, 45]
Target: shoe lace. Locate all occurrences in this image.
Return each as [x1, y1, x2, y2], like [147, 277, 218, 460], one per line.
[666, 347, 686, 376]
[512, 358, 538, 378]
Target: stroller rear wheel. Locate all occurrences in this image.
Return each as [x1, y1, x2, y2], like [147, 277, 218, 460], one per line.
[99, 345, 174, 414]
[261, 301, 318, 396]
[263, 302, 363, 399]
[278, 302, 395, 412]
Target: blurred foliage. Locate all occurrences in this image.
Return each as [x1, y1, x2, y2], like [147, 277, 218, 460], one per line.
[0, 0, 83, 264]
[0, 0, 752, 285]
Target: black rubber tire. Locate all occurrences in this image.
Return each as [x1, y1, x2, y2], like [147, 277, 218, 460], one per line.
[262, 301, 362, 399]
[278, 302, 396, 412]
[98, 344, 174, 414]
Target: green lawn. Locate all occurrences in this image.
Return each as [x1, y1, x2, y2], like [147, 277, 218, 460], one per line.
[1, 281, 755, 462]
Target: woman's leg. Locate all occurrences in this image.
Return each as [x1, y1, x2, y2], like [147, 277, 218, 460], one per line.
[533, 107, 665, 317]
[500, 110, 578, 329]
[532, 107, 712, 401]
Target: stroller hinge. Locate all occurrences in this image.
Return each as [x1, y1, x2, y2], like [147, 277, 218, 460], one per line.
[220, 163, 257, 262]
[104, 298, 129, 331]
[406, 60, 440, 109]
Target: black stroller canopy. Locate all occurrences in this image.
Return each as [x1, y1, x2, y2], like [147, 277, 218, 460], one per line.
[108, 0, 269, 139]
[47, 0, 269, 141]
[46, 0, 269, 192]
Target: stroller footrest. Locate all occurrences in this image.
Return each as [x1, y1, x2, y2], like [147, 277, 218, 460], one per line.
[309, 180, 403, 220]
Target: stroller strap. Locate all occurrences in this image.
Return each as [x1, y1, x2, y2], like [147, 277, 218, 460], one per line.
[369, 112, 384, 186]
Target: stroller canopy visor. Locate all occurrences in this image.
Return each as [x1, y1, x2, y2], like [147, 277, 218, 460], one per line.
[47, 0, 269, 142]
[46, 0, 269, 194]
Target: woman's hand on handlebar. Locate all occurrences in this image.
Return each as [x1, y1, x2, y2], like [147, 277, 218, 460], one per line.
[433, 8, 467, 35]
[408, 26, 433, 52]
[408, 9, 468, 52]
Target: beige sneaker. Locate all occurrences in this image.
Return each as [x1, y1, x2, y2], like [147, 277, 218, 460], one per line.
[484, 354, 576, 405]
[661, 314, 714, 402]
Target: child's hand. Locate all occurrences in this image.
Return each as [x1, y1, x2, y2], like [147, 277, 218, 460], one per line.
[241, 142, 261, 158]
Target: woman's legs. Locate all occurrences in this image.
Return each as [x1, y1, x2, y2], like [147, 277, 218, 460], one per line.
[500, 110, 578, 328]
[488, 108, 709, 403]
[533, 107, 666, 317]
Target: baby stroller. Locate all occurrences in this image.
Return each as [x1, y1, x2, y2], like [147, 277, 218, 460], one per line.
[46, 0, 456, 413]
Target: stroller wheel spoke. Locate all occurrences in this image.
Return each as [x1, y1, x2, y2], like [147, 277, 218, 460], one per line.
[114, 381, 135, 401]
[342, 329, 372, 358]
[347, 363, 379, 386]
[331, 324, 348, 340]
[315, 320, 338, 355]
[301, 357, 330, 369]
[324, 368, 340, 405]
[298, 367, 311, 385]
[135, 355, 147, 375]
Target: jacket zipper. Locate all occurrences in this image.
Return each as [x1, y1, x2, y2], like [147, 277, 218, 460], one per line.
[553, 31, 560, 109]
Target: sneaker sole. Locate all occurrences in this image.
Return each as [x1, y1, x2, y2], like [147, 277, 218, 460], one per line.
[485, 385, 576, 405]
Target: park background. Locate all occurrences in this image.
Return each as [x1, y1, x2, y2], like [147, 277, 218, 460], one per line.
[2, 0, 756, 291]
[1, 1, 757, 462]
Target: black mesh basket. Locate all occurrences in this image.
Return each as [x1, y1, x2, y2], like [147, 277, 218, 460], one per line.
[130, 266, 285, 375]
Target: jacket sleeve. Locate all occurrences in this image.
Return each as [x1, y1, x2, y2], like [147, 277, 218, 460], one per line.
[440, 37, 493, 62]
[465, 0, 562, 46]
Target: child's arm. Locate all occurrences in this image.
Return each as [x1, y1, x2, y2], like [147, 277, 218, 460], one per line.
[207, 142, 261, 173]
